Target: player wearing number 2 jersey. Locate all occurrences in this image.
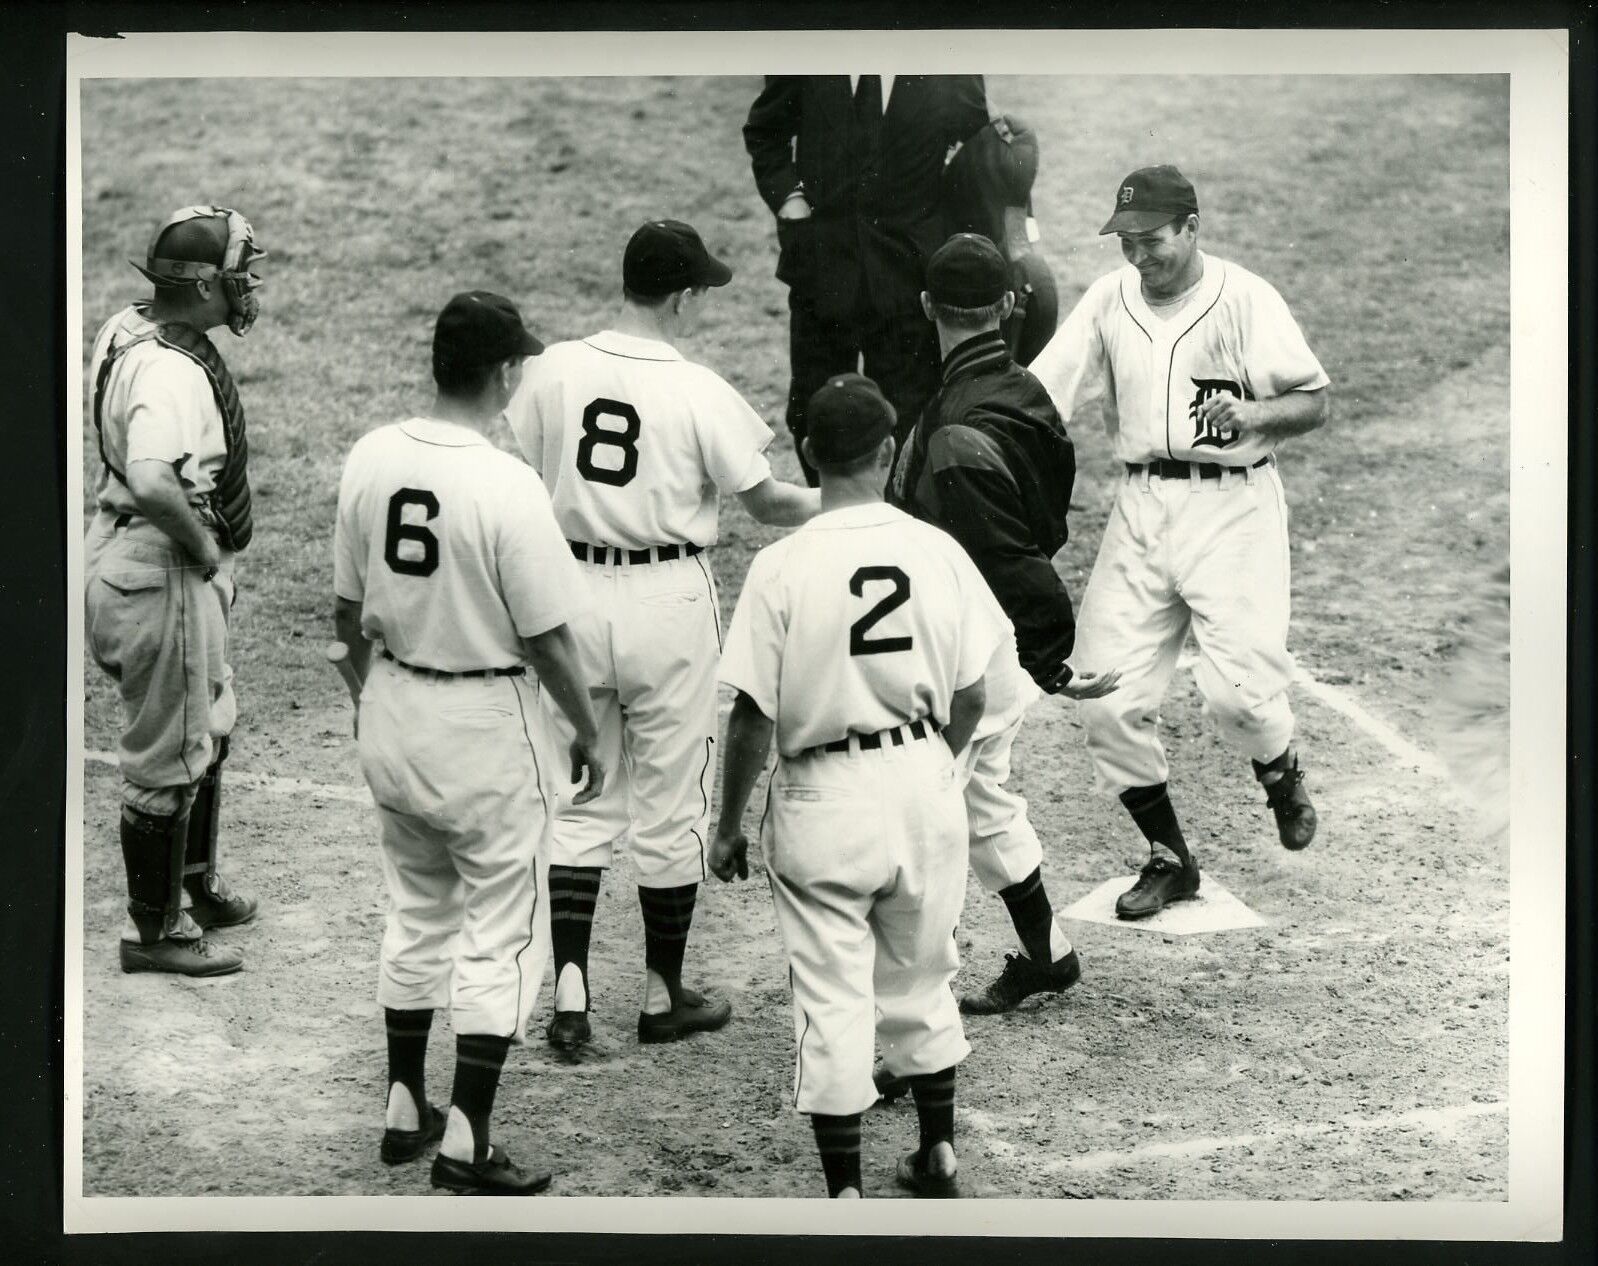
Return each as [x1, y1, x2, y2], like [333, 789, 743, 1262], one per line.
[1030, 166, 1329, 919]
[712, 374, 1007, 1198]
[506, 220, 819, 1055]
[333, 292, 606, 1195]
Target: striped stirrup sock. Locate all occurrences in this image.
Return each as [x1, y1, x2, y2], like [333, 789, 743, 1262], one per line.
[908, 1065, 957, 1155]
[384, 1007, 433, 1117]
[451, 1033, 512, 1163]
[549, 865, 603, 1008]
[998, 866, 1057, 963]
[810, 1112, 863, 1196]
[638, 882, 698, 997]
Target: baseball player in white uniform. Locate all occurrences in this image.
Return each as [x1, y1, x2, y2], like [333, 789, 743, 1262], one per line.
[85, 205, 267, 978]
[1030, 165, 1329, 919]
[711, 374, 1007, 1200]
[333, 291, 606, 1196]
[506, 220, 819, 1054]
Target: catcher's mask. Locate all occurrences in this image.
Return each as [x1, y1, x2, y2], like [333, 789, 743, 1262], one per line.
[131, 206, 268, 336]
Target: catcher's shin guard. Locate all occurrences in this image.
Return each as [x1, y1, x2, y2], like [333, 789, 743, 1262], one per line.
[119, 805, 188, 943]
[182, 738, 258, 928]
[183, 741, 225, 893]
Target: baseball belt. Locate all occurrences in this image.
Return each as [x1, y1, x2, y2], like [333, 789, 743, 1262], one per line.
[1127, 455, 1272, 481]
[568, 541, 704, 565]
[804, 717, 942, 759]
[378, 647, 525, 680]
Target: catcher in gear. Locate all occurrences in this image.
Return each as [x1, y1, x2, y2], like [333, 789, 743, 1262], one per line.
[85, 206, 268, 976]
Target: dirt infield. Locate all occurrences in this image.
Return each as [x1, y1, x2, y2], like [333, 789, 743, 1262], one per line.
[76, 73, 1509, 1201]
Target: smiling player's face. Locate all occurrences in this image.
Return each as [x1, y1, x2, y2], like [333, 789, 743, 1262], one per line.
[1119, 216, 1199, 299]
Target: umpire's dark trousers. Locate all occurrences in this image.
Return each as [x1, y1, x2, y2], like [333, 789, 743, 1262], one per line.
[785, 294, 942, 486]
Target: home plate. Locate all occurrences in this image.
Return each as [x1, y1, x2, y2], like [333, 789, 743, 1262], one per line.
[1060, 874, 1267, 934]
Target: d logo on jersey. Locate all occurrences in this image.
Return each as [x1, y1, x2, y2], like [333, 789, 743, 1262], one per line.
[1189, 377, 1252, 449]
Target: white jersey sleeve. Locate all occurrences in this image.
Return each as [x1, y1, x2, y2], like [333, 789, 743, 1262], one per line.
[493, 465, 588, 639]
[1236, 275, 1331, 399]
[332, 435, 371, 603]
[718, 545, 785, 722]
[692, 369, 774, 495]
[1029, 275, 1113, 428]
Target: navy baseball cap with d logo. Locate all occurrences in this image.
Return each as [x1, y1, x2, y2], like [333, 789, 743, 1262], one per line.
[1099, 165, 1199, 235]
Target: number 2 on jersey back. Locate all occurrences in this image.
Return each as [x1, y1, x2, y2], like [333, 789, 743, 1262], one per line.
[576, 398, 642, 486]
[849, 565, 913, 656]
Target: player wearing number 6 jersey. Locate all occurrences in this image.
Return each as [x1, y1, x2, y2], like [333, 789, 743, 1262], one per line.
[1030, 166, 1329, 919]
[712, 374, 1007, 1198]
[506, 220, 819, 1054]
[333, 292, 606, 1195]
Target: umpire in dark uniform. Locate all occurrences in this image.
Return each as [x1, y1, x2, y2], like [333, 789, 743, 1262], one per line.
[743, 74, 989, 485]
[889, 232, 1119, 1018]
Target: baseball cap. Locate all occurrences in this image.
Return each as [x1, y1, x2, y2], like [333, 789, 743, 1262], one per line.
[1099, 165, 1199, 235]
[926, 233, 1010, 307]
[432, 291, 544, 376]
[623, 219, 734, 297]
[805, 373, 897, 468]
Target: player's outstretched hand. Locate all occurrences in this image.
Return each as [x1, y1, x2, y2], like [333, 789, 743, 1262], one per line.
[1053, 666, 1123, 701]
[569, 740, 607, 806]
[709, 829, 749, 883]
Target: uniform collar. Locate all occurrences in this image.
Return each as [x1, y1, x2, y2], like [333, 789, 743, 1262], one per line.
[804, 500, 907, 531]
[941, 330, 1010, 383]
[1120, 252, 1225, 333]
[584, 329, 684, 362]
[399, 417, 493, 447]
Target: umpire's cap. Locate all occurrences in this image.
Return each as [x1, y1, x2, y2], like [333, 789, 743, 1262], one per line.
[433, 291, 543, 378]
[805, 374, 896, 469]
[1099, 165, 1199, 235]
[624, 220, 733, 297]
[926, 233, 1010, 308]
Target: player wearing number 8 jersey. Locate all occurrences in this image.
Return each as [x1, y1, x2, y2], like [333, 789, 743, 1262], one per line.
[506, 220, 818, 1054]
[333, 292, 606, 1195]
[1030, 166, 1329, 918]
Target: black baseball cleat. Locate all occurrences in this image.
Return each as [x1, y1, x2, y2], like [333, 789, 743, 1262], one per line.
[546, 1010, 592, 1054]
[637, 987, 732, 1044]
[186, 873, 260, 930]
[1114, 856, 1201, 920]
[895, 1146, 961, 1198]
[959, 949, 1082, 1015]
[1254, 755, 1318, 850]
[381, 1104, 446, 1165]
[430, 1144, 552, 1196]
[119, 912, 243, 976]
[874, 1064, 910, 1106]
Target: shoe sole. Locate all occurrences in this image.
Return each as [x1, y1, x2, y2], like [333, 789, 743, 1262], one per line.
[119, 954, 244, 977]
[1114, 889, 1200, 921]
[960, 963, 1083, 1014]
[895, 1162, 960, 1198]
[1280, 817, 1317, 851]
[637, 1007, 732, 1045]
[191, 909, 259, 931]
[381, 1115, 446, 1165]
[431, 1172, 553, 1196]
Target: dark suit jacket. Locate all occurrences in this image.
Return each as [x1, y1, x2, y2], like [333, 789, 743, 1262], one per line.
[743, 75, 989, 321]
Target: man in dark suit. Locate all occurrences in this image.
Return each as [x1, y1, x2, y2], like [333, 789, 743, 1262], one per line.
[744, 75, 989, 485]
